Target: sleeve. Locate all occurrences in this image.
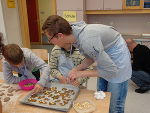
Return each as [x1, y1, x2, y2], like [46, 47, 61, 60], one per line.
[2, 61, 26, 83]
[72, 49, 89, 84]
[82, 36, 118, 79]
[49, 47, 62, 79]
[77, 64, 95, 84]
[27, 49, 50, 87]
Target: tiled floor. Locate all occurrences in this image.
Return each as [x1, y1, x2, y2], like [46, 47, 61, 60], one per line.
[125, 80, 150, 113]
[87, 78, 150, 113]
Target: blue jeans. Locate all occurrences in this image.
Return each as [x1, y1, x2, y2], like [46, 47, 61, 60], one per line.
[97, 77, 129, 113]
[131, 70, 150, 88]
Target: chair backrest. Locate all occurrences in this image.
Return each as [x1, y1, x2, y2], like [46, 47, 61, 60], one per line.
[31, 49, 49, 63]
[0, 59, 2, 72]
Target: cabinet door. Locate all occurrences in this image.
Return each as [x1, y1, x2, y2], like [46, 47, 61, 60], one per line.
[56, 0, 85, 10]
[144, 0, 150, 8]
[123, 0, 144, 9]
[86, 0, 103, 10]
[104, 0, 123, 10]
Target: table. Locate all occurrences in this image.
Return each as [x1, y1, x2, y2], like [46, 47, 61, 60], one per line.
[31, 49, 49, 63]
[0, 80, 110, 113]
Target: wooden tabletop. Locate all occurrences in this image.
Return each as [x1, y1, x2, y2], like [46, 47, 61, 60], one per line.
[31, 49, 48, 62]
[0, 78, 111, 113]
[2, 89, 110, 113]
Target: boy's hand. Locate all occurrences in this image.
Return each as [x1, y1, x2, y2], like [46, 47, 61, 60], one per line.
[58, 76, 68, 84]
[70, 80, 80, 87]
[68, 68, 78, 81]
[69, 68, 83, 82]
[32, 83, 43, 94]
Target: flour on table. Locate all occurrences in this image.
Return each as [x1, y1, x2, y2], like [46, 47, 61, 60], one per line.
[0, 83, 22, 113]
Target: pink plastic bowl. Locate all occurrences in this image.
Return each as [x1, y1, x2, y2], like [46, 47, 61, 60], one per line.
[18, 79, 37, 90]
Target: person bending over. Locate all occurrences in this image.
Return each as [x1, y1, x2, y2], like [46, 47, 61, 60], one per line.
[42, 15, 131, 113]
[0, 32, 50, 94]
[126, 38, 150, 93]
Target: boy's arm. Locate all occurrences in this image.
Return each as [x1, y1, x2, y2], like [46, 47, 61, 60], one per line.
[75, 58, 94, 71]
[70, 52, 118, 80]
[49, 47, 64, 80]
[73, 55, 91, 85]
[77, 63, 96, 84]
[29, 50, 50, 87]
[76, 77, 89, 85]
[2, 61, 26, 83]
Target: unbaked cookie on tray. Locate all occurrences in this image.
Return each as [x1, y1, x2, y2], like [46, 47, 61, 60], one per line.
[20, 82, 80, 112]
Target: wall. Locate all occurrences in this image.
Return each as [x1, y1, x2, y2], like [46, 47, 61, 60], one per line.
[87, 14, 150, 35]
[0, 0, 22, 46]
[0, 0, 7, 43]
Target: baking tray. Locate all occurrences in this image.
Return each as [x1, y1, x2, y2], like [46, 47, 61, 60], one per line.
[20, 82, 79, 112]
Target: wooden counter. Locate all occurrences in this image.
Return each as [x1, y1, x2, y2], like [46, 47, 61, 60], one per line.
[14, 90, 110, 113]
[0, 79, 110, 113]
[1, 89, 110, 113]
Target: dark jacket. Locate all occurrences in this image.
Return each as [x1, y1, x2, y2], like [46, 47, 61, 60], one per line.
[132, 44, 150, 74]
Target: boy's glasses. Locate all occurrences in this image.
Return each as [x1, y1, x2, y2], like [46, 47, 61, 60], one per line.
[47, 33, 58, 42]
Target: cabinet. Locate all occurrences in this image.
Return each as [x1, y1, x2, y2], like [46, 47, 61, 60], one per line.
[86, 0, 150, 14]
[104, 0, 122, 10]
[144, 0, 150, 8]
[86, 0, 122, 10]
[86, 0, 103, 10]
[56, 0, 84, 10]
[123, 0, 144, 9]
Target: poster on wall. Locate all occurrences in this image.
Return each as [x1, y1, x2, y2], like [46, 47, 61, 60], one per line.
[7, 0, 16, 8]
[63, 11, 76, 22]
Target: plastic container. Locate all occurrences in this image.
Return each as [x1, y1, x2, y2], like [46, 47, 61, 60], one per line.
[73, 98, 96, 113]
[18, 79, 37, 90]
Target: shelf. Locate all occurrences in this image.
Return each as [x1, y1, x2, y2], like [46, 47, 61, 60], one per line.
[86, 9, 150, 14]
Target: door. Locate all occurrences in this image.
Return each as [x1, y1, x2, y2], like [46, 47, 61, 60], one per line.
[26, 0, 40, 43]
